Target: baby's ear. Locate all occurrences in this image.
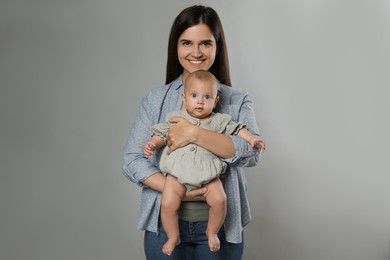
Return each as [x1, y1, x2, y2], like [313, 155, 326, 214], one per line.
[181, 93, 187, 110]
[214, 95, 220, 106]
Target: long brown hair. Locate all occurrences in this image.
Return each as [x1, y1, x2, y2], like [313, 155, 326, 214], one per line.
[165, 5, 231, 86]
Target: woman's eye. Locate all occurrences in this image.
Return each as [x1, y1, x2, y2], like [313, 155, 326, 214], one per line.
[201, 41, 214, 47]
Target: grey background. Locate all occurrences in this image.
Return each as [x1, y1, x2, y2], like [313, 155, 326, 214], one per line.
[1, 0, 389, 260]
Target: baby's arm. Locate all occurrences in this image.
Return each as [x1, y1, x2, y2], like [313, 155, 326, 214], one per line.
[144, 134, 165, 158]
[237, 128, 266, 151]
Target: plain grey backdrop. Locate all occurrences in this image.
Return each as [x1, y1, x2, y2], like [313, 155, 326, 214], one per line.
[1, 0, 389, 259]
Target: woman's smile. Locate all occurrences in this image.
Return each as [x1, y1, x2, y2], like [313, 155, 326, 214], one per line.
[189, 60, 204, 64]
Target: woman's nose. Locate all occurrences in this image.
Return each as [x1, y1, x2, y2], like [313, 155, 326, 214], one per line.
[191, 46, 202, 57]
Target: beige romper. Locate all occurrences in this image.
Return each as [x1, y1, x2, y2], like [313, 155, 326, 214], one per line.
[152, 110, 245, 190]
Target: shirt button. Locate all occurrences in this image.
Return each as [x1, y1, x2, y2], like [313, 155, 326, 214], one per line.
[190, 146, 195, 151]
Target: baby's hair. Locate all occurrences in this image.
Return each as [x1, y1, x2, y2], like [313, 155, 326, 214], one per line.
[184, 70, 218, 90]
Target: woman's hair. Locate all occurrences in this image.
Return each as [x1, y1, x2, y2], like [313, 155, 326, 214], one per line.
[165, 5, 231, 86]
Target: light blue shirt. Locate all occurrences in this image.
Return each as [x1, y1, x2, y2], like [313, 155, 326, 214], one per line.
[122, 76, 262, 243]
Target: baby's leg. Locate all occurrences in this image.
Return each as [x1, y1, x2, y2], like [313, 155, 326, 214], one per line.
[203, 178, 227, 252]
[160, 174, 186, 256]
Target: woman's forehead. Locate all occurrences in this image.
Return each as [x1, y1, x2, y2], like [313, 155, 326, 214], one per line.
[179, 24, 215, 41]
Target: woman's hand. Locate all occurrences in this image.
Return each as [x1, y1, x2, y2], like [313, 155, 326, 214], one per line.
[166, 117, 198, 154]
[182, 187, 208, 201]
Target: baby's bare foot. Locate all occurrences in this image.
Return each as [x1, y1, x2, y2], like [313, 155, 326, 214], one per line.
[206, 231, 220, 252]
[162, 238, 180, 256]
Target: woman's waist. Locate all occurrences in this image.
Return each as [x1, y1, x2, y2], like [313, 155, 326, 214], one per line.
[178, 201, 209, 222]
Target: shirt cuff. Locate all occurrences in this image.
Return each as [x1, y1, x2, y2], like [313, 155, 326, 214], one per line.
[132, 160, 161, 187]
[222, 135, 261, 166]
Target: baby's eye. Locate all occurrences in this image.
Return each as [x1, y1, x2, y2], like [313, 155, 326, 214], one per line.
[204, 95, 211, 100]
[191, 93, 197, 98]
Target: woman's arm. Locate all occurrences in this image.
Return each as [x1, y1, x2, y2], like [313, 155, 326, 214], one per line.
[122, 92, 162, 186]
[225, 92, 262, 167]
[166, 117, 235, 158]
[141, 172, 165, 192]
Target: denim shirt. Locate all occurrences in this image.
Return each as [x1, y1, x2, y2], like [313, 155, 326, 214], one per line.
[122, 75, 262, 243]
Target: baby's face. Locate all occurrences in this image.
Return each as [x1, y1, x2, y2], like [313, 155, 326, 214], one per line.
[182, 78, 218, 119]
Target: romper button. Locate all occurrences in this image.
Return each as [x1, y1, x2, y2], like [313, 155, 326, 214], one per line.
[190, 146, 195, 151]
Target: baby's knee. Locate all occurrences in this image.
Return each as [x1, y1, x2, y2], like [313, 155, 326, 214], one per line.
[208, 191, 227, 210]
[161, 196, 180, 212]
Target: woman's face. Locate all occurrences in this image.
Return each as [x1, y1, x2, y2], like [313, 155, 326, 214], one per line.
[177, 24, 217, 82]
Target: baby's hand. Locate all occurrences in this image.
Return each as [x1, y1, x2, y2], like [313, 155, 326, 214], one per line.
[251, 137, 266, 152]
[144, 142, 157, 158]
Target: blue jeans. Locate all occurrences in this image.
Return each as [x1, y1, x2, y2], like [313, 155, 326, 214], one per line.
[144, 219, 244, 260]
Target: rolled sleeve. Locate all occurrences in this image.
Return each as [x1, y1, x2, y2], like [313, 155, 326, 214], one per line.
[219, 87, 263, 168]
[122, 152, 160, 187]
[122, 91, 163, 187]
[222, 135, 261, 166]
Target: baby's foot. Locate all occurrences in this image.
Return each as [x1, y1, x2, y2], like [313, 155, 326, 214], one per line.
[206, 231, 220, 252]
[162, 238, 180, 256]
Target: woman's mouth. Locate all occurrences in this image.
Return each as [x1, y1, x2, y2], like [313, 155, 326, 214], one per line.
[189, 60, 203, 64]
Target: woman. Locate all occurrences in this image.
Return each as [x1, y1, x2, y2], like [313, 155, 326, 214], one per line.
[123, 5, 263, 259]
